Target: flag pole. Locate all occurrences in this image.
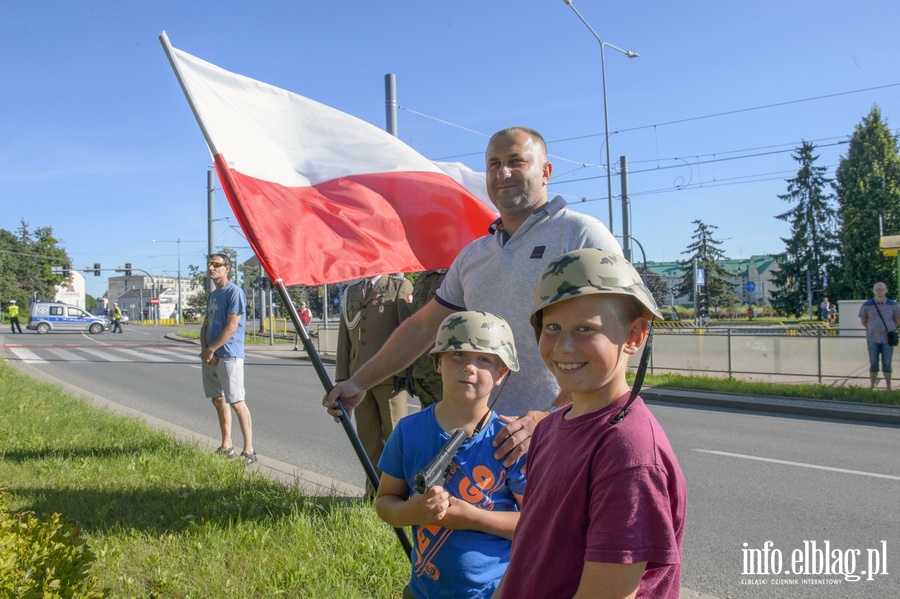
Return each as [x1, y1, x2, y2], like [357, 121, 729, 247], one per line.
[159, 31, 219, 156]
[274, 281, 413, 558]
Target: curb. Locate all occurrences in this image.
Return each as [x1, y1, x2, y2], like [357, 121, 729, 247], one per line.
[641, 386, 900, 425]
[165, 334, 337, 364]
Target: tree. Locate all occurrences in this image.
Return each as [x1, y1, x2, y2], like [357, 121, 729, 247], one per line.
[0, 221, 71, 306]
[834, 106, 900, 299]
[674, 220, 732, 315]
[185, 262, 208, 320]
[640, 267, 670, 310]
[769, 141, 838, 317]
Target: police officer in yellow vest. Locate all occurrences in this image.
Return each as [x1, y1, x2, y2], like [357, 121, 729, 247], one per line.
[336, 274, 413, 486]
[111, 303, 124, 333]
[7, 300, 22, 334]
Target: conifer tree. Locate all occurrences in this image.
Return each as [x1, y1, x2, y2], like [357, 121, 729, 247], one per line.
[834, 106, 900, 299]
[674, 220, 733, 313]
[769, 141, 838, 316]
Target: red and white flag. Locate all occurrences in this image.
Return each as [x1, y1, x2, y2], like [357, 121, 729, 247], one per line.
[160, 32, 496, 286]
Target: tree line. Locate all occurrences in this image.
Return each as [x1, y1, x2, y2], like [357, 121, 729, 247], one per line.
[0, 221, 72, 309]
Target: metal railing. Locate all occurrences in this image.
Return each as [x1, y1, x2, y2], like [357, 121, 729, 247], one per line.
[638, 327, 874, 385]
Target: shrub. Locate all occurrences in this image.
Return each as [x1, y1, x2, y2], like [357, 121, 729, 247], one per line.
[0, 491, 107, 598]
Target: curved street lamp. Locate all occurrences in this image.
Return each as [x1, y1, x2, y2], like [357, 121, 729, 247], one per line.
[562, 0, 638, 246]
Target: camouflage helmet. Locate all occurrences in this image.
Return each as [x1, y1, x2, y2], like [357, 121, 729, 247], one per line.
[429, 311, 519, 371]
[531, 249, 663, 339]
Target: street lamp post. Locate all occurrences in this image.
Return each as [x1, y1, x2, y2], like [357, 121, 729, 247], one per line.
[153, 238, 203, 325]
[562, 0, 638, 248]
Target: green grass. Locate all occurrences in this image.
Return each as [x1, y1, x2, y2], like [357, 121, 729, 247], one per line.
[177, 329, 296, 345]
[632, 372, 900, 406]
[0, 361, 408, 598]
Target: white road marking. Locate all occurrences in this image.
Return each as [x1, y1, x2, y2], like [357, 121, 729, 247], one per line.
[144, 346, 198, 358]
[77, 347, 130, 362]
[115, 348, 172, 362]
[46, 348, 89, 361]
[694, 449, 900, 481]
[8, 347, 47, 364]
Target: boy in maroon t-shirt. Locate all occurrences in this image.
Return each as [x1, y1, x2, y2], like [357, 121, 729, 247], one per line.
[495, 249, 687, 599]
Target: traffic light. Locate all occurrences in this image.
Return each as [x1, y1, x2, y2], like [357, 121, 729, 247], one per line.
[698, 289, 710, 317]
[94, 263, 101, 277]
[62, 264, 71, 277]
[125, 263, 132, 276]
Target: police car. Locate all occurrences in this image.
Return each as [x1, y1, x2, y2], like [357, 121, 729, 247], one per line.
[27, 302, 111, 334]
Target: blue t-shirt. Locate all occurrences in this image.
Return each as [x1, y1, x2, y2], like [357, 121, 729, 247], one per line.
[205, 282, 246, 358]
[378, 406, 527, 599]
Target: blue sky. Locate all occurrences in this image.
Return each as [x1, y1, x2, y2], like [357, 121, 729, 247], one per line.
[2, 1, 898, 299]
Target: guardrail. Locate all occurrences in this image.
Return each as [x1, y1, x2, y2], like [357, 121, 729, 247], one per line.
[639, 327, 875, 385]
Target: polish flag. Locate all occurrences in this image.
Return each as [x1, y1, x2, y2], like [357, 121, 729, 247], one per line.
[159, 32, 497, 286]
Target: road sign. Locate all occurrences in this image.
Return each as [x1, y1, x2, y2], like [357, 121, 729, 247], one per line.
[745, 281, 756, 292]
[150, 298, 159, 305]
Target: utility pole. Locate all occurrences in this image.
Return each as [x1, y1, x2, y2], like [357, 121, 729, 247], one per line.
[208, 170, 216, 293]
[152, 239, 203, 324]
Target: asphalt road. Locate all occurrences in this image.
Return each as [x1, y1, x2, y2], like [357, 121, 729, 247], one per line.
[3, 325, 898, 599]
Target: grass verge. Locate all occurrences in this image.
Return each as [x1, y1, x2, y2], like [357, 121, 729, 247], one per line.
[633, 372, 900, 406]
[0, 360, 408, 598]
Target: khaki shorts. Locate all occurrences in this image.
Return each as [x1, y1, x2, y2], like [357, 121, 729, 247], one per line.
[202, 356, 246, 404]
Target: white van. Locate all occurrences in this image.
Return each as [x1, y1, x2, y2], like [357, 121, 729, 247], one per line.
[27, 302, 111, 334]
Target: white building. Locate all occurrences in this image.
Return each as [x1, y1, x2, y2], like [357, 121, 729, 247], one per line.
[107, 274, 200, 320]
[53, 270, 86, 309]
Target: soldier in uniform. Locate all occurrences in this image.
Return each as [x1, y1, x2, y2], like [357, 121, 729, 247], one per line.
[336, 274, 414, 484]
[408, 269, 447, 407]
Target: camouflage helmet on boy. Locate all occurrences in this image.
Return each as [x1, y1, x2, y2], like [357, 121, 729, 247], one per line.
[429, 311, 520, 372]
[530, 249, 663, 340]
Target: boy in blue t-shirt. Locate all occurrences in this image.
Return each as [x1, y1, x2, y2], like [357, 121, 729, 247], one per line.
[376, 311, 527, 599]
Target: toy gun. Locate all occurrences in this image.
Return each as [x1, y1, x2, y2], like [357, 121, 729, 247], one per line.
[415, 429, 467, 494]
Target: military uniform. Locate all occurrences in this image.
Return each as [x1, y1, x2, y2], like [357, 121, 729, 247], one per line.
[336, 274, 414, 480]
[409, 269, 447, 407]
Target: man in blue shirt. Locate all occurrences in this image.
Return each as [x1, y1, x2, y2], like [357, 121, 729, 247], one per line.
[200, 253, 256, 463]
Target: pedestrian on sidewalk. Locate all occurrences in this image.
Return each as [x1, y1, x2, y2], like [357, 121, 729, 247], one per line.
[293, 300, 312, 350]
[858, 282, 900, 390]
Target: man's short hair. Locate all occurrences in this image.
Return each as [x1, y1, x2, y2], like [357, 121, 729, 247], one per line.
[489, 126, 548, 159]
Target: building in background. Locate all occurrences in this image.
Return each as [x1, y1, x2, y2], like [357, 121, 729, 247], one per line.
[107, 274, 200, 322]
[53, 269, 86, 309]
[646, 254, 780, 307]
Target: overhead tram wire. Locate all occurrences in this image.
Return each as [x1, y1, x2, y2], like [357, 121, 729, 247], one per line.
[397, 82, 898, 205]
[543, 82, 900, 145]
[403, 81, 900, 165]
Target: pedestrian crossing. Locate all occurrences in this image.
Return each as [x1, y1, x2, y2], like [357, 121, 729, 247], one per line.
[5, 344, 205, 365]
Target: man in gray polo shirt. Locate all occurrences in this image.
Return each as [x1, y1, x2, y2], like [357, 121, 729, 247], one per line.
[325, 126, 621, 465]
